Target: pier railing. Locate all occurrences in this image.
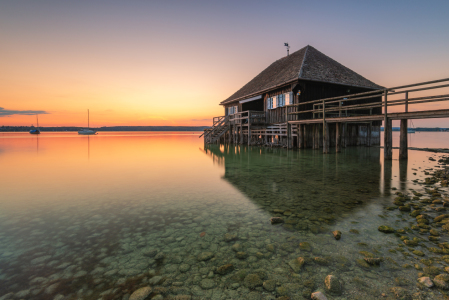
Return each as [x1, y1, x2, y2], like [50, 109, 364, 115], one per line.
[287, 77, 449, 159]
[228, 110, 266, 125]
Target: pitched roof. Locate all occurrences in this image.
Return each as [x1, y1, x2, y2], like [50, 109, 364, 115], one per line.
[221, 45, 383, 105]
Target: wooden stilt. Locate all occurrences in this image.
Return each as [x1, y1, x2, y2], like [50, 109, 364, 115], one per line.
[248, 123, 251, 146]
[367, 123, 372, 147]
[385, 118, 392, 160]
[399, 119, 408, 159]
[287, 123, 292, 149]
[314, 124, 320, 149]
[323, 121, 329, 154]
[336, 123, 341, 153]
[298, 124, 303, 148]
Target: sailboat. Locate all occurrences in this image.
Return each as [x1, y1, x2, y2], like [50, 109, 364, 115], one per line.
[29, 115, 41, 134]
[78, 109, 97, 135]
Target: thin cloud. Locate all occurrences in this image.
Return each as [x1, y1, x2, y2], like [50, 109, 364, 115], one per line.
[0, 107, 49, 117]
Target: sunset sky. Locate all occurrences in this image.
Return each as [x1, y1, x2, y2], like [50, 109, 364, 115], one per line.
[1, 0, 449, 127]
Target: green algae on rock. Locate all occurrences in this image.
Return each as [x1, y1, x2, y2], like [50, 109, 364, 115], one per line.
[378, 225, 395, 233]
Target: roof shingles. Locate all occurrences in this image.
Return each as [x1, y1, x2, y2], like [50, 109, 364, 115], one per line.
[221, 45, 382, 105]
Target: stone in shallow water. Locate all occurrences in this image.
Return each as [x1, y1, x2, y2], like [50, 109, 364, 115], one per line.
[418, 277, 433, 288]
[311, 291, 328, 300]
[236, 252, 248, 259]
[263, 280, 276, 292]
[149, 275, 164, 285]
[325, 275, 341, 295]
[390, 287, 410, 299]
[224, 233, 237, 242]
[243, 274, 263, 289]
[332, 230, 341, 240]
[179, 264, 190, 273]
[364, 257, 382, 265]
[129, 286, 152, 300]
[197, 252, 214, 261]
[216, 264, 234, 275]
[288, 257, 305, 273]
[434, 274, 449, 289]
[270, 217, 284, 224]
[299, 242, 311, 251]
[199, 279, 216, 289]
[154, 252, 165, 261]
[378, 225, 395, 233]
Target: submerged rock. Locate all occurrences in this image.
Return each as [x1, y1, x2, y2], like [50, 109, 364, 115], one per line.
[364, 257, 382, 265]
[243, 274, 263, 289]
[311, 291, 328, 300]
[378, 225, 395, 233]
[216, 264, 234, 275]
[433, 275, 449, 289]
[418, 277, 434, 288]
[197, 252, 214, 261]
[390, 287, 411, 299]
[332, 230, 341, 240]
[288, 257, 305, 273]
[129, 287, 152, 300]
[263, 280, 276, 292]
[325, 275, 342, 295]
[224, 233, 237, 242]
[270, 217, 284, 224]
[199, 279, 216, 290]
[299, 242, 312, 251]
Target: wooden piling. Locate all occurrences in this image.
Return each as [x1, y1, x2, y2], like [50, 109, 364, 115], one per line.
[384, 91, 393, 160]
[298, 124, 303, 148]
[399, 119, 408, 159]
[336, 123, 341, 153]
[323, 122, 329, 154]
[367, 123, 372, 147]
[287, 123, 292, 149]
[399, 92, 408, 159]
[385, 118, 393, 160]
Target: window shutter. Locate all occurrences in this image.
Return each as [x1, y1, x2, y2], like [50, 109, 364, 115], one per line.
[289, 92, 293, 105]
[267, 97, 271, 109]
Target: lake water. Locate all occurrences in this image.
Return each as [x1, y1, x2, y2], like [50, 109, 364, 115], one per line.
[1, 131, 449, 300]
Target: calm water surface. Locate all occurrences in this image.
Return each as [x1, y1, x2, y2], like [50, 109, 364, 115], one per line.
[0, 131, 448, 300]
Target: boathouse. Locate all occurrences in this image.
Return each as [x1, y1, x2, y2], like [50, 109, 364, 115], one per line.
[203, 45, 384, 150]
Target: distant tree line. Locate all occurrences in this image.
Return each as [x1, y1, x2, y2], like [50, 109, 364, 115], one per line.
[0, 126, 209, 132]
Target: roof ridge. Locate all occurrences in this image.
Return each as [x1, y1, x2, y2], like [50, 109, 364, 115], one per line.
[298, 45, 309, 78]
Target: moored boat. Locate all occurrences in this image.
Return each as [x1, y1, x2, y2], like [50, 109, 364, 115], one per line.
[78, 109, 97, 135]
[30, 115, 41, 134]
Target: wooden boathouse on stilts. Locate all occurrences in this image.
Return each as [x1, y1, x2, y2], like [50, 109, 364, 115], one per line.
[202, 45, 449, 160]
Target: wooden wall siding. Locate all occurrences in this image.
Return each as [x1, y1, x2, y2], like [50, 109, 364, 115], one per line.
[264, 85, 296, 124]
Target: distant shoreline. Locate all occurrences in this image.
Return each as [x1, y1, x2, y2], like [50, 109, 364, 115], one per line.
[0, 126, 208, 132]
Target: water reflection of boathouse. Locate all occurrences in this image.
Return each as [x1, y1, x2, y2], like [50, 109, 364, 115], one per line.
[203, 144, 386, 223]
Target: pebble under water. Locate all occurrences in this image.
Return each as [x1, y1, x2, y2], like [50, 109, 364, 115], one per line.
[1, 132, 449, 300]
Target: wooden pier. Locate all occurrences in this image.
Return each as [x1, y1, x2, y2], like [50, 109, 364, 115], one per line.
[203, 77, 449, 160]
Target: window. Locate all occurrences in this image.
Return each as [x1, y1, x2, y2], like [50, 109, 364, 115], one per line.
[272, 96, 277, 109]
[267, 97, 272, 109]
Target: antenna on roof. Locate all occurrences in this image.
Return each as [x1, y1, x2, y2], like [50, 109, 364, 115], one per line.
[284, 43, 290, 56]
